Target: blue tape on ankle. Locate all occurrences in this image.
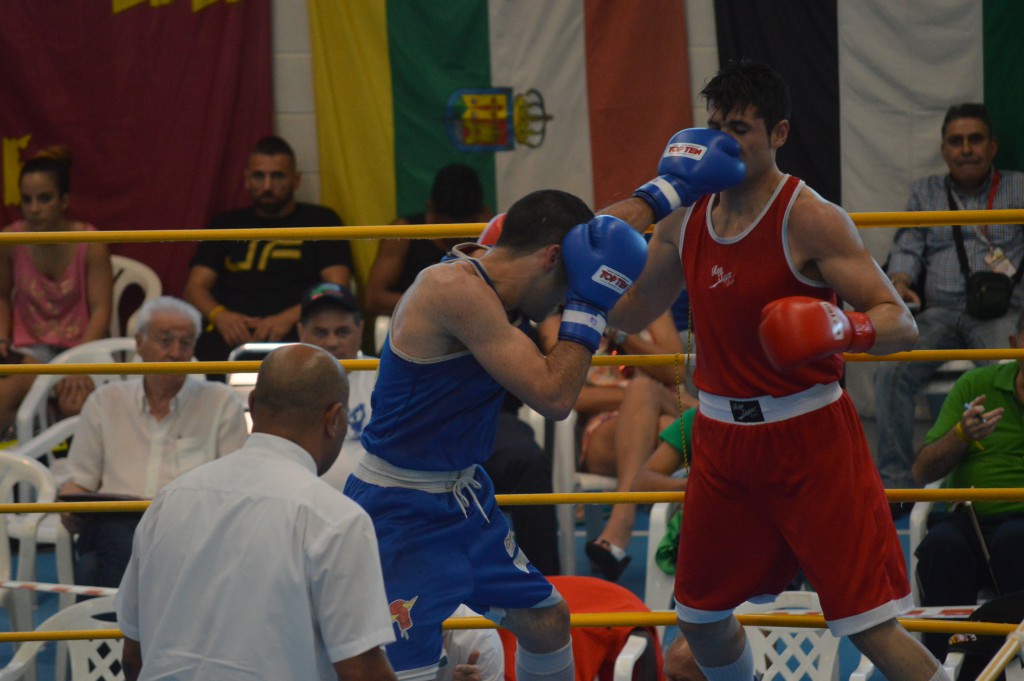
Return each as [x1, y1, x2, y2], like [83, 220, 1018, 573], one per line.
[697, 638, 753, 681]
[516, 640, 573, 676]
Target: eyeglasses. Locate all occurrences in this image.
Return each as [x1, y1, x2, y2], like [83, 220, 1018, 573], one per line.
[148, 335, 196, 351]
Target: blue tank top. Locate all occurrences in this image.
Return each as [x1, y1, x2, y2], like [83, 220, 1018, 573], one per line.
[360, 256, 514, 471]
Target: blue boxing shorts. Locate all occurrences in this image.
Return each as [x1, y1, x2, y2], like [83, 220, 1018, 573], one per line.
[345, 455, 561, 681]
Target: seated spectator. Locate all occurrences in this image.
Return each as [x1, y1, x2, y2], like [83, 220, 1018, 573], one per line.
[0, 146, 113, 435]
[632, 408, 696, 496]
[911, 308, 1024, 659]
[496, 576, 662, 681]
[875, 103, 1024, 508]
[365, 162, 491, 317]
[295, 282, 373, 490]
[184, 135, 353, 364]
[539, 312, 697, 581]
[59, 296, 248, 587]
[632, 409, 696, 581]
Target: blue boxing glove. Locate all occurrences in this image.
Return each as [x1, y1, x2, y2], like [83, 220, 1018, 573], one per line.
[633, 128, 746, 222]
[559, 216, 648, 352]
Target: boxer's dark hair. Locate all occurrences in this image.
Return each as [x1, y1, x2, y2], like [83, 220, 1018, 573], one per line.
[941, 103, 994, 139]
[496, 189, 594, 253]
[701, 59, 791, 134]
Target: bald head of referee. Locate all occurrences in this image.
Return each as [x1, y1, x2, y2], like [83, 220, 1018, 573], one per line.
[248, 343, 350, 476]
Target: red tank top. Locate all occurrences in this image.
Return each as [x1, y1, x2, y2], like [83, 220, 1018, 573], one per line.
[681, 175, 843, 397]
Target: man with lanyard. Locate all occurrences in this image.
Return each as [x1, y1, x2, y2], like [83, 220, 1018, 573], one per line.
[876, 102, 1024, 508]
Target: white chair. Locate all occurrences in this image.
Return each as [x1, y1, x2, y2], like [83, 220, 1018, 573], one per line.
[613, 632, 653, 681]
[110, 255, 162, 337]
[735, 591, 841, 681]
[225, 342, 287, 392]
[0, 418, 78, 608]
[0, 595, 122, 681]
[226, 343, 288, 432]
[0, 494, 32, 642]
[15, 338, 139, 450]
[909, 481, 942, 607]
[643, 501, 679, 639]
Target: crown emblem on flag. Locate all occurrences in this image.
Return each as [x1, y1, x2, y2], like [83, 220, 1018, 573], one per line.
[444, 87, 552, 152]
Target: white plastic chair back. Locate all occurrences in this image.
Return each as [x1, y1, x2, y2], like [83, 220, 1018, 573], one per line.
[15, 338, 139, 449]
[226, 342, 287, 391]
[0, 596, 122, 681]
[643, 501, 679, 640]
[735, 591, 840, 681]
[226, 343, 287, 430]
[0, 489, 31, 643]
[1, 419, 78, 599]
[547, 408, 618, 575]
[909, 486, 937, 607]
[110, 255, 162, 337]
[613, 633, 651, 681]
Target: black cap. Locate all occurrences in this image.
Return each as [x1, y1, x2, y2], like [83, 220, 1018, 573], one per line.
[300, 282, 361, 322]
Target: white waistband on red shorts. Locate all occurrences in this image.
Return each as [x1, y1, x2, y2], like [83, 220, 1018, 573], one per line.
[698, 382, 842, 425]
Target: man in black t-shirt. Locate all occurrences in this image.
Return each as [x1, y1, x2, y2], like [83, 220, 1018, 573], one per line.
[184, 135, 353, 362]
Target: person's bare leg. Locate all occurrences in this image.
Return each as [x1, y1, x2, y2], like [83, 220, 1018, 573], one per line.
[849, 619, 950, 681]
[597, 376, 671, 548]
[664, 636, 708, 681]
[503, 603, 574, 681]
[0, 364, 39, 435]
[678, 617, 752, 681]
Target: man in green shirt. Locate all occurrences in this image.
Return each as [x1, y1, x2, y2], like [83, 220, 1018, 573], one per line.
[912, 310, 1024, 658]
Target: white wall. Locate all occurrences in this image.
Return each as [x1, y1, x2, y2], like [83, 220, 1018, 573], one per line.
[271, 0, 320, 205]
[686, 0, 718, 126]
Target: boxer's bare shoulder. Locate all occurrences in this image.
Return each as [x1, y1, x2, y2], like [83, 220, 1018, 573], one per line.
[390, 259, 507, 359]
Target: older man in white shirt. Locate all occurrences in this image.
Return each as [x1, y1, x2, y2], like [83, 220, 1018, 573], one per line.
[60, 296, 247, 586]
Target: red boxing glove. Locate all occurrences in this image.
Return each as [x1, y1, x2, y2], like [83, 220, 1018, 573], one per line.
[758, 296, 876, 371]
[478, 213, 505, 246]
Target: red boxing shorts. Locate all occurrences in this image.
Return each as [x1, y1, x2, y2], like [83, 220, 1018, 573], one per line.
[674, 384, 911, 637]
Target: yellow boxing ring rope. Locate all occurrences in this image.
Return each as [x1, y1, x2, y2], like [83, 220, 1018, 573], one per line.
[0, 616, 1018, 644]
[0, 208, 1020, 245]
[2, 210, 1024, 679]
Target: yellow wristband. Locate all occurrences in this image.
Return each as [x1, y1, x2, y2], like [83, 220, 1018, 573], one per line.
[953, 421, 970, 442]
[953, 422, 986, 450]
[205, 305, 226, 333]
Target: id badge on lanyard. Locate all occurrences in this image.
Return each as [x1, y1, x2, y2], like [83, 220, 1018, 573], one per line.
[974, 172, 1014, 276]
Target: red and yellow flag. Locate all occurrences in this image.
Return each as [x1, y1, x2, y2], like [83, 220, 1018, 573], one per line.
[0, 0, 272, 295]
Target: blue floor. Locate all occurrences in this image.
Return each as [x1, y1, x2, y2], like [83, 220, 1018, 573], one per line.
[3, 509, 912, 681]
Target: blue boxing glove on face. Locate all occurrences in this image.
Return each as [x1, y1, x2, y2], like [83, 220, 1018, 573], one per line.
[559, 215, 648, 352]
[634, 128, 746, 222]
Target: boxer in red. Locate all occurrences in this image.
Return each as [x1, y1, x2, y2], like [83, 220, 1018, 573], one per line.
[608, 60, 947, 681]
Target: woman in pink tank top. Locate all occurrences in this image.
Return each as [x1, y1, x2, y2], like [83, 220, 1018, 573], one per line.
[0, 147, 113, 436]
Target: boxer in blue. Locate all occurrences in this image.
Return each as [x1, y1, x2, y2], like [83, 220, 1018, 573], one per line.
[348, 141, 743, 681]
